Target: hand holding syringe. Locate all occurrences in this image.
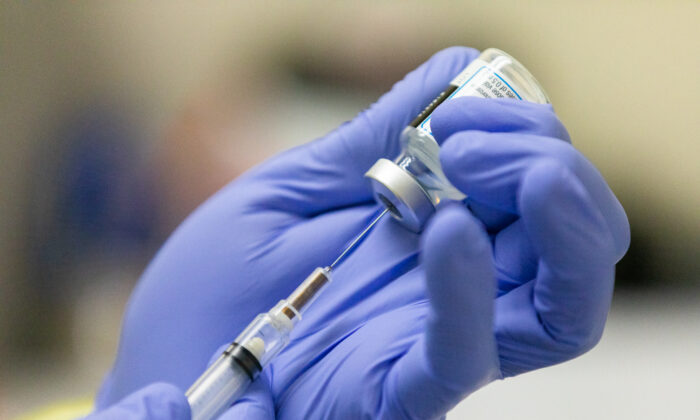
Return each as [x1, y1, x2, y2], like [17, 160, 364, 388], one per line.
[188, 48, 560, 419]
[97, 47, 627, 420]
[186, 209, 388, 420]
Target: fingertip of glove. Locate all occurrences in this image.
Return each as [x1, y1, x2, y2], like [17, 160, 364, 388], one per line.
[221, 402, 275, 420]
[418, 47, 481, 94]
[519, 160, 580, 225]
[431, 46, 481, 63]
[431, 97, 565, 144]
[438, 131, 491, 185]
[613, 211, 631, 262]
[140, 382, 191, 420]
[411, 47, 480, 93]
[519, 160, 580, 219]
[430, 97, 483, 142]
[520, 161, 617, 263]
[423, 203, 490, 261]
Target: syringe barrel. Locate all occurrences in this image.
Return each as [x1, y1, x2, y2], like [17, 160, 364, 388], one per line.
[186, 349, 251, 420]
[185, 267, 332, 419]
[285, 267, 331, 317]
[186, 300, 301, 419]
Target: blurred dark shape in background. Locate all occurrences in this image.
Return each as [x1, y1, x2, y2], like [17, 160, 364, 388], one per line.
[19, 104, 158, 357]
[0, 1, 698, 418]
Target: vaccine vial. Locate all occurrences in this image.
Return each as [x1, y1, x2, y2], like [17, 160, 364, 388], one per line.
[365, 48, 550, 232]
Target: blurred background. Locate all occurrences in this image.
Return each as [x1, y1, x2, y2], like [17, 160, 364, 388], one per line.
[1, 1, 698, 418]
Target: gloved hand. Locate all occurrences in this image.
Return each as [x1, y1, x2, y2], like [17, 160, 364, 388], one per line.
[96, 46, 630, 419]
[85, 383, 189, 420]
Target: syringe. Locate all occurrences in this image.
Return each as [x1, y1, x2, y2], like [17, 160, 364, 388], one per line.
[185, 209, 388, 420]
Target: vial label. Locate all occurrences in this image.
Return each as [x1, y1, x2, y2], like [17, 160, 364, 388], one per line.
[417, 58, 522, 136]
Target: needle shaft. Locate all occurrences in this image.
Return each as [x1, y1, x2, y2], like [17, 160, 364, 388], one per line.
[329, 208, 389, 270]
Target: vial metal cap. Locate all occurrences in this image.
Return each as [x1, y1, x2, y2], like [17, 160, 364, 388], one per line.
[365, 158, 435, 232]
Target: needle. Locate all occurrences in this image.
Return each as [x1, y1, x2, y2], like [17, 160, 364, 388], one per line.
[329, 208, 389, 271]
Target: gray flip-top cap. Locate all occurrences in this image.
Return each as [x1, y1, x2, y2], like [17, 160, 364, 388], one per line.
[365, 158, 435, 232]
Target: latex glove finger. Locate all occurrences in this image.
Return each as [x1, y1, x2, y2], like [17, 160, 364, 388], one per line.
[518, 162, 616, 364]
[492, 219, 538, 295]
[85, 383, 189, 420]
[385, 204, 500, 419]
[431, 97, 570, 231]
[439, 131, 630, 258]
[218, 372, 275, 420]
[431, 97, 570, 144]
[244, 46, 480, 217]
[492, 162, 619, 375]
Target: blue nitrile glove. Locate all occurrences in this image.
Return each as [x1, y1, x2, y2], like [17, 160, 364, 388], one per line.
[85, 383, 189, 420]
[96, 46, 630, 419]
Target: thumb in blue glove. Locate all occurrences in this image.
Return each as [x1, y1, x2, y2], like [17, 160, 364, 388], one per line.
[84, 383, 189, 420]
[199, 344, 275, 420]
[431, 95, 629, 375]
[385, 203, 500, 419]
